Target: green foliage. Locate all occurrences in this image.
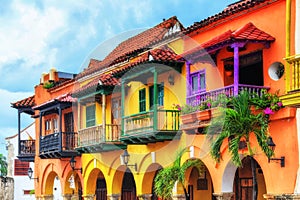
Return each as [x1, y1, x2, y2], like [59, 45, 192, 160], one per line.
[250, 89, 283, 111]
[154, 149, 202, 200]
[43, 81, 55, 89]
[0, 154, 7, 176]
[207, 90, 279, 167]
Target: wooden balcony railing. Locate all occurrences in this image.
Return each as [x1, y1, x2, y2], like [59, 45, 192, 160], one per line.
[187, 84, 269, 106]
[19, 139, 35, 156]
[286, 54, 300, 92]
[40, 132, 77, 154]
[78, 124, 120, 147]
[123, 109, 180, 135]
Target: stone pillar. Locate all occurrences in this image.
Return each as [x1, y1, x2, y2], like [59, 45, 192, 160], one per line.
[172, 194, 186, 200]
[264, 194, 300, 200]
[107, 194, 120, 200]
[42, 194, 54, 200]
[62, 194, 72, 200]
[62, 194, 79, 200]
[137, 194, 152, 200]
[82, 194, 95, 200]
[213, 192, 234, 200]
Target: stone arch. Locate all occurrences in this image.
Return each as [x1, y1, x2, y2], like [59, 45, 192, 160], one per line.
[85, 167, 106, 195]
[44, 171, 61, 196]
[141, 163, 162, 197]
[221, 160, 238, 192]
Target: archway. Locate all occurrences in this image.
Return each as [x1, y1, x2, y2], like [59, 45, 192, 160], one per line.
[44, 171, 62, 199]
[64, 172, 83, 199]
[86, 168, 107, 200]
[187, 165, 214, 200]
[121, 168, 136, 200]
[233, 156, 266, 200]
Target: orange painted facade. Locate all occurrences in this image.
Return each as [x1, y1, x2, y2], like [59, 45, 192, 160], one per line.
[11, 0, 300, 200]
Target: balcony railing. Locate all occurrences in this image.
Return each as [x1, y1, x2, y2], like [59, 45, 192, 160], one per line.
[39, 132, 77, 158]
[17, 139, 36, 162]
[123, 109, 180, 136]
[286, 54, 300, 92]
[187, 84, 269, 106]
[78, 124, 120, 147]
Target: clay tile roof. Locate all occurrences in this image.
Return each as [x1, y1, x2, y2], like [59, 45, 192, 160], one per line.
[232, 22, 275, 41]
[72, 73, 120, 97]
[56, 93, 77, 102]
[179, 23, 275, 59]
[77, 16, 184, 79]
[33, 93, 76, 110]
[11, 95, 35, 108]
[150, 47, 178, 61]
[73, 47, 181, 96]
[185, 0, 273, 35]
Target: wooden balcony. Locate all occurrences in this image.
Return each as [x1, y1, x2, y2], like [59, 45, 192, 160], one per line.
[77, 124, 126, 152]
[121, 109, 181, 144]
[187, 84, 269, 106]
[39, 132, 78, 159]
[281, 54, 300, 106]
[17, 139, 35, 162]
[182, 84, 269, 134]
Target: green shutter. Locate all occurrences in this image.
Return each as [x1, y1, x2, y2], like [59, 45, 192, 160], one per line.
[86, 104, 95, 127]
[139, 88, 146, 112]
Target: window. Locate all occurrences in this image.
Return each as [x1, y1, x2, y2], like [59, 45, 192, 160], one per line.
[14, 159, 29, 176]
[86, 104, 96, 127]
[149, 83, 164, 109]
[53, 118, 58, 133]
[112, 98, 121, 121]
[190, 70, 205, 94]
[139, 88, 146, 112]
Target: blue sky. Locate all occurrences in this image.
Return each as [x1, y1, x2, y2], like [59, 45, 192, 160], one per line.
[0, 0, 237, 154]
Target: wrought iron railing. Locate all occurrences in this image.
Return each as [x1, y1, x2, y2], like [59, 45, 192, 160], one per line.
[123, 109, 180, 135]
[78, 124, 120, 147]
[286, 54, 300, 92]
[39, 132, 77, 153]
[187, 84, 269, 106]
[19, 139, 35, 156]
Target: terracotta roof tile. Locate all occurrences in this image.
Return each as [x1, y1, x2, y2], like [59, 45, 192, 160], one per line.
[185, 0, 275, 35]
[33, 93, 76, 110]
[73, 47, 180, 96]
[77, 16, 184, 79]
[179, 23, 275, 59]
[11, 95, 35, 108]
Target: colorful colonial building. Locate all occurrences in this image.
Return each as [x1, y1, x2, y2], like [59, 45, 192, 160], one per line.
[11, 0, 300, 199]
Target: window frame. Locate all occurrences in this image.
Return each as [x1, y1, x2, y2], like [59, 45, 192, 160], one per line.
[139, 88, 146, 112]
[86, 104, 96, 128]
[190, 70, 206, 95]
[149, 83, 164, 109]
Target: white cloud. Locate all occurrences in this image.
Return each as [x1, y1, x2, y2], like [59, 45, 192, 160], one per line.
[0, 89, 33, 126]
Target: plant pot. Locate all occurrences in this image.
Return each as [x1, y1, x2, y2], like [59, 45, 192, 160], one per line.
[196, 109, 212, 121]
[180, 112, 197, 124]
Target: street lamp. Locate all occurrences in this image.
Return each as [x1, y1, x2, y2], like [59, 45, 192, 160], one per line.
[121, 150, 137, 171]
[69, 156, 82, 174]
[267, 136, 285, 167]
[27, 167, 39, 181]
